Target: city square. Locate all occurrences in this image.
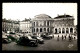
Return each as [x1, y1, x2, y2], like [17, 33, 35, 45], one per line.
[2, 34, 77, 51]
[2, 3, 77, 51]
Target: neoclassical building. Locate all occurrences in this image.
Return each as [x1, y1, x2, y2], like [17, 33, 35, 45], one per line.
[53, 14, 75, 34]
[31, 14, 75, 35]
[31, 14, 54, 35]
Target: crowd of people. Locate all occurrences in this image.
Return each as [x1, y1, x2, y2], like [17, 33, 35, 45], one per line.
[56, 34, 76, 42]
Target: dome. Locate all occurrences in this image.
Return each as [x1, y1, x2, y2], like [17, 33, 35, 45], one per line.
[32, 14, 52, 20]
[35, 14, 51, 18]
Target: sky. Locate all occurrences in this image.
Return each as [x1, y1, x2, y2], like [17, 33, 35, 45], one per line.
[2, 3, 77, 25]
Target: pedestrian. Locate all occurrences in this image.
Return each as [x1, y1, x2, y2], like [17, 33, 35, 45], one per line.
[53, 35, 54, 38]
[57, 35, 59, 41]
[74, 37, 76, 40]
[69, 35, 71, 42]
[65, 35, 66, 40]
[58, 35, 59, 37]
[62, 35, 64, 40]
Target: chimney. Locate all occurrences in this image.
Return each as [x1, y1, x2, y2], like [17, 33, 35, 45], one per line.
[64, 13, 66, 17]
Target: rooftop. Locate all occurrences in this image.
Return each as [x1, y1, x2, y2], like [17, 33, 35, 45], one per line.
[54, 14, 73, 19]
[32, 14, 53, 20]
[22, 18, 31, 22]
[2, 19, 19, 24]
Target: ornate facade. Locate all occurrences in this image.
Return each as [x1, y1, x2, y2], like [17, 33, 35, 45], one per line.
[53, 14, 75, 34]
[31, 14, 76, 35]
[31, 14, 54, 35]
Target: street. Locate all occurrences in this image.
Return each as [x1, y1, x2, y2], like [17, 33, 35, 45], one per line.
[2, 35, 77, 51]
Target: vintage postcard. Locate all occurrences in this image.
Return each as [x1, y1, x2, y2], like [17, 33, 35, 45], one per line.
[2, 3, 77, 51]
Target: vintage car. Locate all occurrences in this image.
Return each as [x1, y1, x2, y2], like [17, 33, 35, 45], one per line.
[31, 36, 44, 44]
[16, 36, 38, 47]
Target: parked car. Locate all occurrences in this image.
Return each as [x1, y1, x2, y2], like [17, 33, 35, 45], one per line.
[7, 35, 17, 42]
[41, 34, 52, 39]
[31, 36, 44, 44]
[2, 38, 12, 43]
[48, 34, 54, 38]
[2, 33, 12, 43]
[6, 32, 18, 41]
[16, 36, 38, 47]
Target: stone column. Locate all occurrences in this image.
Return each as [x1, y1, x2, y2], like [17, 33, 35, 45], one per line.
[65, 28, 66, 34]
[42, 28, 44, 32]
[57, 28, 59, 34]
[46, 21, 47, 26]
[69, 28, 70, 34]
[73, 28, 74, 33]
[35, 22, 36, 27]
[49, 21, 50, 26]
[54, 28, 55, 33]
[46, 28, 47, 32]
[49, 28, 50, 32]
[61, 28, 62, 34]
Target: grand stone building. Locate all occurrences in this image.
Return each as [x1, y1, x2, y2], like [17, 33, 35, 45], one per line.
[19, 18, 32, 34]
[2, 18, 19, 33]
[31, 14, 76, 35]
[32, 14, 54, 35]
[53, 14, 75, 34]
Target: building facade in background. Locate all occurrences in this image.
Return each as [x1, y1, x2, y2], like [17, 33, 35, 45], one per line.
[31, 14, 76, 35]
[2, 14, 77, 35]
[19, 18, 32, 34]
[2, 18, 19, 33]
[53, 14, 75, 34]
[31, 14, 53, 35]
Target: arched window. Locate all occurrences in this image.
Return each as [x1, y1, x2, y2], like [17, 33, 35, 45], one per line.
[40, 28, 42, 32]
[36, 28, 38, 32]
[44, 28, 46, 31]
[66, 28, 69, 33]
[59, 28, 61, 33]
[62, 28, 65, 33]
[70, 28, 73, 33]
[47, 28, 49, 32]
[34, 28, 35, 32]
[34, 22, 35, 26]
[55, 28, 57, 33]
[47, 21, 49, 26]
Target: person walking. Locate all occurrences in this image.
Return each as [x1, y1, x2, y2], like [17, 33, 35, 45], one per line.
[57, 35, 59, 41]
[69, 35, 71, 42]
[62, 35, 64, 40]
[74, 36, 76, 40]
[65, 35, 66, 40]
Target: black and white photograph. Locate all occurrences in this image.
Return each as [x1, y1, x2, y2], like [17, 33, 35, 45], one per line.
[2, 3, 77, 51]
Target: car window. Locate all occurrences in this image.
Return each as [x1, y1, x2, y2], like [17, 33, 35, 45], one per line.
[9, 32, 15, 34]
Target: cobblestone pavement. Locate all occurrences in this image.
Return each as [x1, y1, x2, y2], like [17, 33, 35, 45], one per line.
[2, 34, 78, 51]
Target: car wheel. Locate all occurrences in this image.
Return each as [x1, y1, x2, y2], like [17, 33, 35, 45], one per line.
[34, 43, 38, 46]
[30, 42, 35, 46]
[31, 43, 34, 46]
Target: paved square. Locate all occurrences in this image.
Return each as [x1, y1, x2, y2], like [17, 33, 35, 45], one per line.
[2, 35, 77, 51]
